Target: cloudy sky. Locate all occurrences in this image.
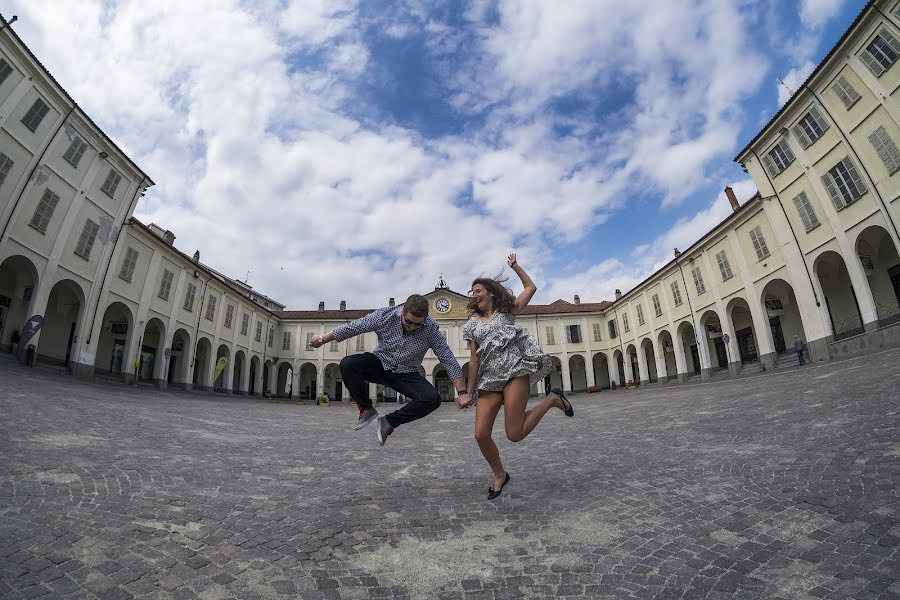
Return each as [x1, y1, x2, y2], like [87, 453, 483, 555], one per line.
[6, 0, 864, 309]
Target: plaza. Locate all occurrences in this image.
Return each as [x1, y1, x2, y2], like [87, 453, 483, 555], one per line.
[1, 348, 899, 599]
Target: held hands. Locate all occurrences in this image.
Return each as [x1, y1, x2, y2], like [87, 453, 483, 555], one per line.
[456, 391, 474, 410]
[308, 335, 325, 349]
[507, 252, 517, 268]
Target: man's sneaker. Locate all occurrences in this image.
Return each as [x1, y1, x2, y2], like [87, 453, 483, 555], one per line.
[354, 407, 379, 431]
[376, 416, 394, 446]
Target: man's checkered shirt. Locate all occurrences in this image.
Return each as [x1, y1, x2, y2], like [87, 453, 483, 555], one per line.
[333, 306, 463, 380]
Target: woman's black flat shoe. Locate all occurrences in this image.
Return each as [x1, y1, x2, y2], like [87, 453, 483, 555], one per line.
[551, 387, 574, 417]
[487, 472, 510, 500]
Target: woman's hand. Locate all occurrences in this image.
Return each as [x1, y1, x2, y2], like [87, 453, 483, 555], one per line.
[508, 253, 517, 267]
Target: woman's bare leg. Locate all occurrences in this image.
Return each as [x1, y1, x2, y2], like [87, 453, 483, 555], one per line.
[502, 376, 565, 442]
[474, 391, 506, 490]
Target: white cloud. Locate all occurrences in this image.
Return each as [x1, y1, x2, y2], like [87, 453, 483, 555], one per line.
[778, 60, 816, 105]
[799, 0, 847, 29]
[6, 1, 772, 310]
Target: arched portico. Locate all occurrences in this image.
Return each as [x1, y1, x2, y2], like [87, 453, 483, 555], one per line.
[193, 337, 214, 391]
[213, 344, 230, 392]
[592, 352, 611, 389]
[855, 225, 900, 328]
[432, 364, 452, 401]
[137, 317, 166, 386]
[324, 363, 343, 401]
[37, 279, 86, 371]
[277, 362, 292, 397]
[249, 355, 261, 396]
[167, 329, 192, 390]
[726, 297, 759, 371]
[657, 330, 676, 382]
[676, 321, 700, 382]
[700, 310, 729, 375]
[0, 255, 39, 353]
[298, 362, 317, 400]
[95, 302, 135, 381]
[568, 354, 587, 392]
[640, 338, 658, 384]
[543, 356, 563, 393]
[233, 350, 247, 394]
[815, 250, 866, 340]
[760, 278, 813, 366]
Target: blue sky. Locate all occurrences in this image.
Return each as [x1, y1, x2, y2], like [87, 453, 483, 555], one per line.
[7, 0, 867, 309]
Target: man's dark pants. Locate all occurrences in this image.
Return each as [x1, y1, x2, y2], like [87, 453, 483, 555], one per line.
[340, 353, 442, 428]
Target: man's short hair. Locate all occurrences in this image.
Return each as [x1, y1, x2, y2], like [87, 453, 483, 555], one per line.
[404, 294, 429, 317]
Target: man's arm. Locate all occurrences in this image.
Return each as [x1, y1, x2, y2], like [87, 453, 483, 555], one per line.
[430, 330, 471, 408]
[308, 307, 388, 348]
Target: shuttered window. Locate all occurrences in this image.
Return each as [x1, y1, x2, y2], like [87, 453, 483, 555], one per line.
[821, 157, 867, 210]
[0, 153, 13, 188]
[255, 321, 262, 342]
[691, 267, 706, 295]
[100, 168, 122, 197]
[0, 59, 13, 86]
[791, 107, 829, 148]
[118, 247, 139, 283]
[593, 323, 602, 342]
[74, 219, 100, 259]
[761, 138, 795, 177]
[622, 312, 630, 332]
[63, 137, 89, 167]
[716, 250, 734, 281]
[241, 313, 249, 335]
[158, 270, 174, 300]
[545, 326, 556, 345]
[861, 29, 900, 76]
[868, 126, 900, 175]
[283, 331, 291, 350]
[205, 295, 217, 321]
[184, 283, 197, 311]
[671, 281, 683, 306]
[831, 76, 861, 110]
[21, 98, 50, 132]
[29, 189, 60, 234]
[224, 304, 234, 328]
[792, 192, 821, 233]
[749, 226, 770, 261]
[356, 335, 365, 351]
[652, 293, 662, 317]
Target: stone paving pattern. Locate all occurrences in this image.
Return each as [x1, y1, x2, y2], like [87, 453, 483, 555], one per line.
[1, 348, 899, 599]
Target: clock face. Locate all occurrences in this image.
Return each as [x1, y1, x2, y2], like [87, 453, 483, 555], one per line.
[435, 297, 451, 313]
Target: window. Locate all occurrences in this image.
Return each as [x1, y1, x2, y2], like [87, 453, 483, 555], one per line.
[861, 29, 900, 76]
[636, 305, 645, 326]
[255, 321, 262, 342]
[63, 137, 89, 168]
[306, 332, 314, 347]
[608, 320, 618, 339]
[749, 225, 770, 261]
[691, 267, 706, 295]
[184, 283, 197, 311]
[267, 327, 274, 347]
[868, 126, 900, 175]
[74, 219, 99, 260]
[118, 247, 138, 282]
[792, 192, 821, 232]
[565, 324, 582, 344]
[28, 188, 60, 234]
[329, 340, 338, 352]
[792, 107, 829, 148]
[832, 76, 861, 110]
[822, 157, 867, 210]
[592, 322, 602, 342]
[0, 153, 13, 188]
[100, 168, 122, 197]
[545, 326, 556, 345]
[716, 250, 734, 281]
[671, 281, 683, 306]
[356, 335, 365, 351]
[241, 313, 249, 336]
[0, 59, 13, 86]
[622, 312, 630, 332]
[158, 269, 174, 300]
[205, 295, 217, 321]
[224, 304, 234, 328]
[762, 138, 795, 177]
[282, 331, 291, 350]
[21, 98, 50, 132]
[652, 294, 662, 318]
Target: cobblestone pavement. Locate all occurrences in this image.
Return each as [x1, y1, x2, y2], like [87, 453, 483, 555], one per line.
[1, 349, 899, 600]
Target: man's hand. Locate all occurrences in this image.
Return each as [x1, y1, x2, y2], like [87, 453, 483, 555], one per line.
[308, 335, 325, 349]
[456, 391, 473, 410]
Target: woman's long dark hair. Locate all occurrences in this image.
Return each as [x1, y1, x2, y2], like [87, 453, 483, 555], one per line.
[467, 275, 517, 316]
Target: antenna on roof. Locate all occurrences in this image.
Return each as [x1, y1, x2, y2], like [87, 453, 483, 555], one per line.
[777, 77, 795, 99]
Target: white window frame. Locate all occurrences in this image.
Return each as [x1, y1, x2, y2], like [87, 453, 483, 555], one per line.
[282, 331, 291, 350]
[861, 29, 900, 77]
[545, 326, 556, 345]
[716, 250, 733, 281]
[691, 267, 706, 295]
[622, 312, 630, 332]
[671, 281, 683, 306]
[792, 191, 821, 233]
[821, 157, 867, 210]
[762, 138, 795, 177]
[749, 226, 771, 261]
[565, 324, 582, 344]
[791, 106, 829, 148]
[652, 293, 662, 318]
[592, 322, 602, 342]
[636, 304, 645, 326]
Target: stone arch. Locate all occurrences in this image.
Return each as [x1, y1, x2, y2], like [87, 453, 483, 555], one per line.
[298, 361, 317, 400]
[324, 362, 342, 401]
[213, 344, 230, 392]
[249, 355, 261, 395]
[193, 337, 214, 391]
[233, 350, 247, 394]
[138, 317, 166, 384]
[592, 351, 611, 389]
[657, 329, 676, 381]
[168, 328, 192, 389]
[38, 278, 86, 369]
[625, 343, 638, 383]
[0, 254, 40, 351]
[543, 355, 563, 392]
[612, 349, 625, 387]
[760, 278, 809, 363]
[854, 224, 900, 326]
[277, 362, 292, 397]
[568, 354, 587, 392]
[95, 301, 135, 378]
[726, 296, 759, 365]
[432, 363, 451, 402]
[699, 309, 728, 370]
[640, 337, 658, 383]
[676, 320, 700, 378]
[814, 250, 865, 339]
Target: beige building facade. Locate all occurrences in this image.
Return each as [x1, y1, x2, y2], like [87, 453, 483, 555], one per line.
[1, 2, 899, 400]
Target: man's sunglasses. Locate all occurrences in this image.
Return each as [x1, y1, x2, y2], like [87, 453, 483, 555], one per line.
[403, 317, 426, 328]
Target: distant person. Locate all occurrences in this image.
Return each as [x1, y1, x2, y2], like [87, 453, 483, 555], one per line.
[464, 254, 574, 500]
[309, 294, 470, 446]
[794, 335, 805, 365]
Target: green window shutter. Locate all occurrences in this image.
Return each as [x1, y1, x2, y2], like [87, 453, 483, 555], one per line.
[821, 172, 844, 209]
[792, 124, 811, 148]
